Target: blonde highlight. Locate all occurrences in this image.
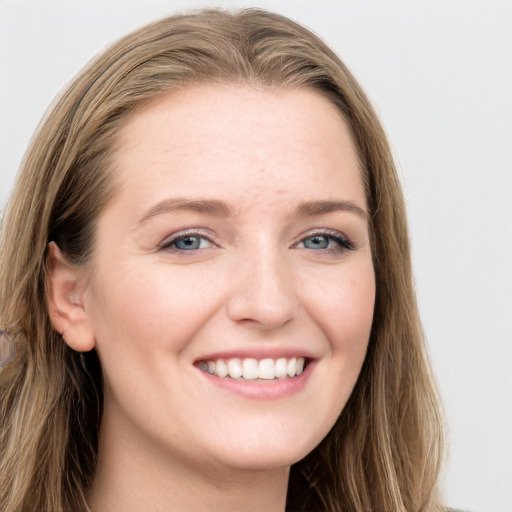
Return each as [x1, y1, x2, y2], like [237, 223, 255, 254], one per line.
[1, 8, 445, 511]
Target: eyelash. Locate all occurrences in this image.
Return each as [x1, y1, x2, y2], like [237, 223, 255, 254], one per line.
[159, 230, 215, 252]
[159, 229, 353, 254]
[295, 230, 353, 254]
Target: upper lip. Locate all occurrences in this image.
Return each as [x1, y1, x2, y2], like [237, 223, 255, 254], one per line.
[195, 347, 319, 363]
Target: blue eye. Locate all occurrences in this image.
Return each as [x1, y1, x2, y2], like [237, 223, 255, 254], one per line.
[302, 235, 331, 249]
[174, 236, 203, 250]
[160, 234, 214, 251]
[298, 232, 352, 252]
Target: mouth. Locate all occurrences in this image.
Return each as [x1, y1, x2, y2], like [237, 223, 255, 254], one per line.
[196, 356, 308, 381]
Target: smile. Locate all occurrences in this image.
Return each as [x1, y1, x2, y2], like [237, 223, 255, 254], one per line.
[197, 357, 306, 380]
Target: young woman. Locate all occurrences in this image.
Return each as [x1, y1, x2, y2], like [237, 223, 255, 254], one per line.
[0, 8, 446, 512]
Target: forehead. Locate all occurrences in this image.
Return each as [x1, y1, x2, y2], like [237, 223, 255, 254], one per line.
[110, 84, 365, 213]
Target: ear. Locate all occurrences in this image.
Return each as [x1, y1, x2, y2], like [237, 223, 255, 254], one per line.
[46, 242, 96, 352]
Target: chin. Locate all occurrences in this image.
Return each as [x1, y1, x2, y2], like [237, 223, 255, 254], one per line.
[206, 423, 328, 472]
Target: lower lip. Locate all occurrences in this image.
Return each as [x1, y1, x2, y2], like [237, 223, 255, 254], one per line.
[196, 361, 314, 400]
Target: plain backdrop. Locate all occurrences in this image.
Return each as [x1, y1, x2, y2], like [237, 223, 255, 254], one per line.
[1, 1, 511, 511]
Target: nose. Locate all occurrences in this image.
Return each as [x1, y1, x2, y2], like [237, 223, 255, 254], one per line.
[227, 245, 298, 331]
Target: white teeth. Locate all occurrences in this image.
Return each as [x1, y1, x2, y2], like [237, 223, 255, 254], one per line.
[199, 356, 307, 380]
[216, 359, 228, 378]
[227, 358, 243, 379]
[259, 358, 275, 380]
[274, 358, 287, 379]
[242, 358, 259, 380]
[286, 357, 296, 377]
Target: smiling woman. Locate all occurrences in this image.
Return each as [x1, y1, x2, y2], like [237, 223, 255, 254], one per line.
[0, 8, 445, 512]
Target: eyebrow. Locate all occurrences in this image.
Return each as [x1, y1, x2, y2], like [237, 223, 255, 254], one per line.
[138, 199, 234, 225]
[293, 200, 368, 221]
[138, 198, 367, 225]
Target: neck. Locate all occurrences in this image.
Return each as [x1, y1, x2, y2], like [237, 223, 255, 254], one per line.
[87, 410, 290, 512]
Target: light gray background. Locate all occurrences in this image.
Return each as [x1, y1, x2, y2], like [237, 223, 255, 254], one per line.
[1, 1, 510, 511]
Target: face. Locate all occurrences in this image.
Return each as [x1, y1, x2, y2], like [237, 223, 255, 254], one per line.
[81, 85, 375, 472]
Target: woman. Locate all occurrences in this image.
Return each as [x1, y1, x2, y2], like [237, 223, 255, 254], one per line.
[0, 8, 445, 512]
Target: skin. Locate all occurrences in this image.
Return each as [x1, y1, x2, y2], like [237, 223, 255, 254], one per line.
[48, 84, 375, 512]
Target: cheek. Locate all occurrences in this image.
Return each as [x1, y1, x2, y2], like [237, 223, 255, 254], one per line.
[87, 261, 224, 356]
[293, 261, 375, 448]
[339, 268, 375, 343]
[85, 263, 224, 425]
[306, 261, 376, 354]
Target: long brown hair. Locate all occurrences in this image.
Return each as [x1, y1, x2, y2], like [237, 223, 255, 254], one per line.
[0, 8, 444, 511]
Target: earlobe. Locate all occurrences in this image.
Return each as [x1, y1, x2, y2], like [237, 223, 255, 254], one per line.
[46, 242, 96, 352]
